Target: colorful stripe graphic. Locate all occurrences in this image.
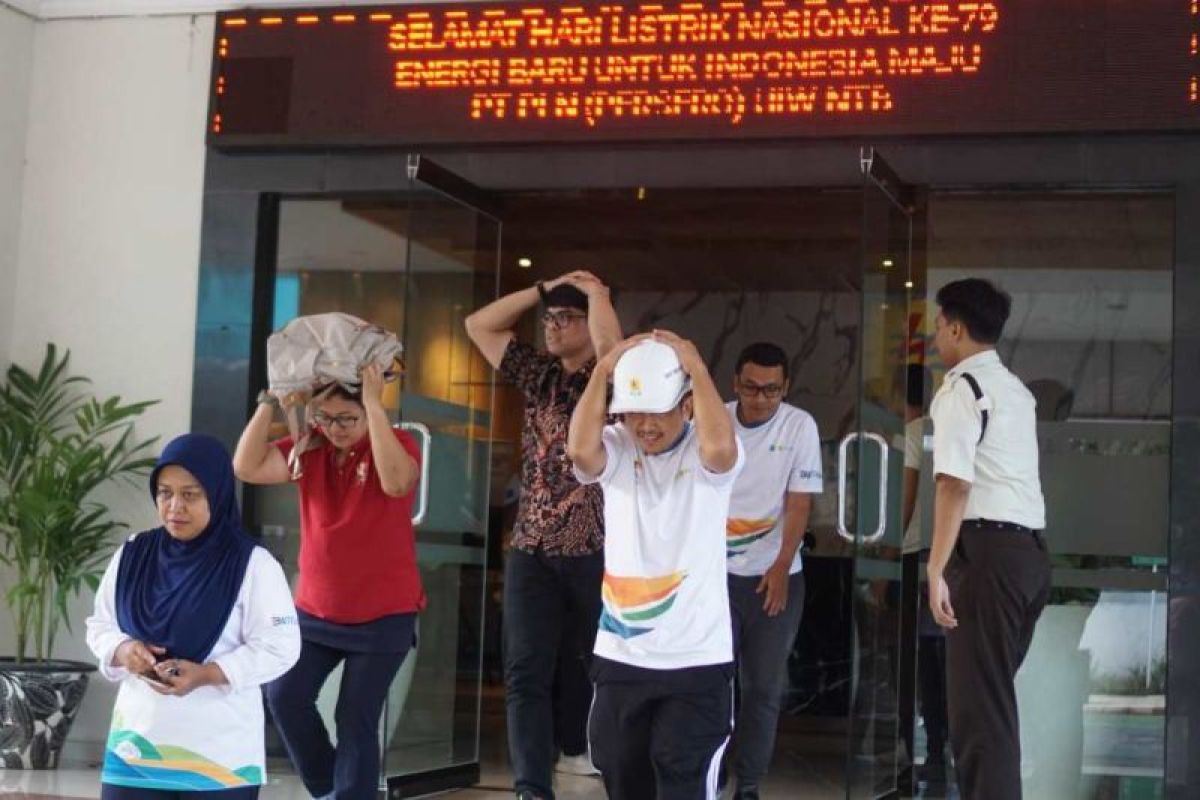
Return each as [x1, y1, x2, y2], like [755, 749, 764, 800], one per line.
[102, 729, 261, 791]
[599, 571, 686, 639]
[726, 517, 776, 555]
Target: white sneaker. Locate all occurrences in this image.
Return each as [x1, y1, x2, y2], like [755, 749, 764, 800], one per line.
[556, 753, 601, 777]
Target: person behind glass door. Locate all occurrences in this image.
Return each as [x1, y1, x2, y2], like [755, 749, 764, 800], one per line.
[927, 279, 1051, 800]
[569, 333, 744, 800]
[233, 364, 423, 800]
[464, 270, 621, 800]
[722, 342, 823, 800]
[86, 433, 301, 800]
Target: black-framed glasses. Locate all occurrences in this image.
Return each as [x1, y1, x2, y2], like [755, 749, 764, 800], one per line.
[312, 412, 362, 430]
[736, 381, 785, 399]
[541, 310, 587, 330]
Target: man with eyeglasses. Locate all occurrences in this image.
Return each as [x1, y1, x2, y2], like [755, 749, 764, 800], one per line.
[465, 270, 621, 800]
[722, 342, 823, 800]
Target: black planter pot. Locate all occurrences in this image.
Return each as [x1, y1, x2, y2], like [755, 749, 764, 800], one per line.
[0, 658, 95, 769]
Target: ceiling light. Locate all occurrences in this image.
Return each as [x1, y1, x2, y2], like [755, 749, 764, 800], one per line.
[904, 280, 914, 289]
[518, 257, 533, 269]
[882, 258, 894, 269]
[637, 186, 647, 201]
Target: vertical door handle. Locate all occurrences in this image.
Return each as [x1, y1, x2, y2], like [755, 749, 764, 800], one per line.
[397, 422, 432, 526]
[860, 432, 890, 544]
[836, 432, 859, 544]
[836, 431, 891, 545]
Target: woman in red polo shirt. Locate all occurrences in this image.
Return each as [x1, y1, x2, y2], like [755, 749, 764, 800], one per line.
[234, 364, 423, 800]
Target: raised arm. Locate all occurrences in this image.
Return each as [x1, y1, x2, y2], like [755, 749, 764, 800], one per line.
[232, 401, 291, 485]
[654, 330, 738, 474]
[568, 335, 646, 478]
[361, 364, 420, 497]
[574, 273, 623, 359]
[464, 285, 539, 370]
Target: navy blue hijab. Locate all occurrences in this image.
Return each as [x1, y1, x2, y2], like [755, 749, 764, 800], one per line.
[115, 434, 258, 664]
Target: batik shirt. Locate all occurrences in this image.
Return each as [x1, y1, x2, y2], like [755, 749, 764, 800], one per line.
[501, 340, 604, 556]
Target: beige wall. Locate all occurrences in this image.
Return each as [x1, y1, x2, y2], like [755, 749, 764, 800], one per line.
[2, 12, 214, 755]
[0, 4, 34, 363]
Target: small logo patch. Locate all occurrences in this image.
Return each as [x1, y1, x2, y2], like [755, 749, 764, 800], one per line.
[628, 377, 643, 396]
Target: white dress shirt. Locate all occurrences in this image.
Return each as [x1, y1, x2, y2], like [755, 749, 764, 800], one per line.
[930, 350, 1046, 530]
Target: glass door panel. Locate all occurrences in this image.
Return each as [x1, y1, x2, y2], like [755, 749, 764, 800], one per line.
[382, 155, 501, 793]
[844, 147, 920, 799]
[248, 156, 500, 797]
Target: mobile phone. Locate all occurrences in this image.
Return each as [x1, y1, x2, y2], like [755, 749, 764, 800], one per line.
[139, 671, 170, 688]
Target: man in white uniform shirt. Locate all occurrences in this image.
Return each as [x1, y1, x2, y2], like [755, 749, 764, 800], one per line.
[927, 278, 1051, 800]
[568, 331, 744, 800]
[722, 342, 822, 800]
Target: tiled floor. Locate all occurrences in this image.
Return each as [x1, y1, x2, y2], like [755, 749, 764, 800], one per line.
[1, 691, 952, 799]
[0, 761, 853, 800]
[0, 749, 951, 799]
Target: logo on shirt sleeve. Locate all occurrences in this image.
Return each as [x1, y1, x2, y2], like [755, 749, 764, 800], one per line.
[599, 571, 686, 640]
[726, 517, 776, 556]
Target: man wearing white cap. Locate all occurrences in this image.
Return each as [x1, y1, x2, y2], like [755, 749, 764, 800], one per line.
[568, 331, 745, 800]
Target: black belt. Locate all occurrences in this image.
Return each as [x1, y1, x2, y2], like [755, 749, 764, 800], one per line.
[961, 518, 1041, 535]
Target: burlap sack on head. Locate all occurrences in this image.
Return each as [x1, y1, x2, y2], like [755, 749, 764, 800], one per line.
[266, 312, 404, 478]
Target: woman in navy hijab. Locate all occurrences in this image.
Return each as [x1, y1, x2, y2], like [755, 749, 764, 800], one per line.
[86, 433, 301, 800]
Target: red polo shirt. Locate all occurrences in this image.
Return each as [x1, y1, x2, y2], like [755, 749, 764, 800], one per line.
[275, 429, 426, 623]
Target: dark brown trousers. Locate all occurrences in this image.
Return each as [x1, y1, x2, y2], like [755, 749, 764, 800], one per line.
[945, 525, 1052, 800]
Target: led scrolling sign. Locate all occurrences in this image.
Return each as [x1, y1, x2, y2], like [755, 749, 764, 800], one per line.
[209, 0, 1200, 146]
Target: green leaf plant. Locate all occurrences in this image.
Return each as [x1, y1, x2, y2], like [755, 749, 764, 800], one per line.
[0, 344, 158, 664]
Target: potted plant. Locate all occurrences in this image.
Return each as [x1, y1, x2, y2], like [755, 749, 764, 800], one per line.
[0, 344, 157, 768]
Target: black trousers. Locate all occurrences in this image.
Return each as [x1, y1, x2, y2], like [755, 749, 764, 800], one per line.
[945, 526, 1052, 800]
[503, 548, 604, 798]
[101, 787, 259, 800]
[588, 658, 733, 800]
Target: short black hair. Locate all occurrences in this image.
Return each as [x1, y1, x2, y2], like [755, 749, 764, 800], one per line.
[735, 342, 789, 382]
[542, 283, 589, 312]
[906, 364, 933, 409]
[936, 278, 1012, 344]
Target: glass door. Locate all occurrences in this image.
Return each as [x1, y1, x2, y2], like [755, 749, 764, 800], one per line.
[840, 147, 922, 799]
[250, 156, 501, 797]
[382, 155, 501, 795]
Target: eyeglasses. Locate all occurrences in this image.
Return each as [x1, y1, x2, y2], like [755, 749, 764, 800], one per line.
[541, 310, 587, 330]
[737, 381, 785, 399]
[312, 412, 362, 430]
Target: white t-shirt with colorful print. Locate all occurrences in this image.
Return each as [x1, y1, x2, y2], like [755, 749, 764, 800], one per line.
[575, 422, 745, 671]
[86, 543, 301, 792]
[725, 401, 824, 577]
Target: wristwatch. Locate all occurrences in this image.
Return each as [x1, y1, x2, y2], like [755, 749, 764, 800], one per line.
[255, 389, 277, 407]
[536, 281, 548, 302]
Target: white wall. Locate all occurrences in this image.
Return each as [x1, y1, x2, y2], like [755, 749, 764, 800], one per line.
[4, 12, 214, 756]
[0, 4, 35, 362]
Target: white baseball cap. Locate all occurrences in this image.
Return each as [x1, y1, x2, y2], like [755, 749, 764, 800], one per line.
[609, 340, 691, 414]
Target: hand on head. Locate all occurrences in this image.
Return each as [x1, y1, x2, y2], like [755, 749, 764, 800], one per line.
[360, 363, 386, 409]
[549, 270, 606, 298]
[649, 329, 704, 375]
[598, 333, 652, 377]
